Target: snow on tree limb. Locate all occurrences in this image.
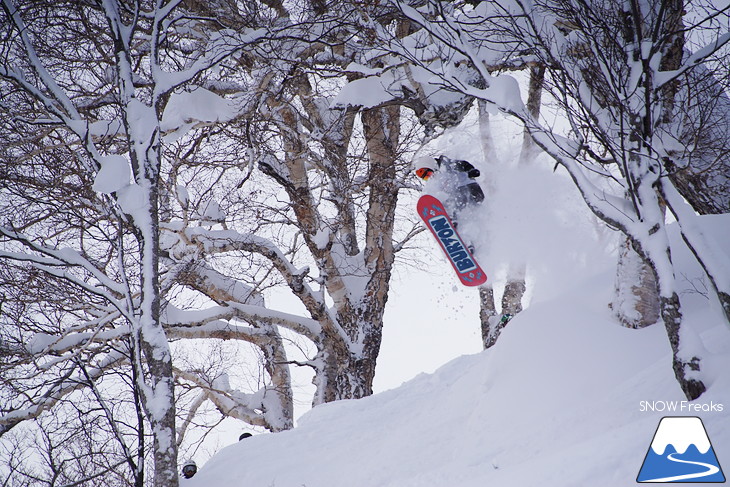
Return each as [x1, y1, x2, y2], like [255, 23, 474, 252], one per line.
[662, 181, 730, 323]
[0, 227, 127, 296]
[164, 302, 321, 342]
[173, 368, 284, 430]
[180, 226, 347, 344]
[0, 350, 126, 436]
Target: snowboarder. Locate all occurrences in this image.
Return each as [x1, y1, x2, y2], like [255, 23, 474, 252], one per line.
[182, 460, 197, 479]
[414, 155, 484, 227]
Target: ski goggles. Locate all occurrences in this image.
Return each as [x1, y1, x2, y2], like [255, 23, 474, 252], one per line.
[416, 168, 434, 180]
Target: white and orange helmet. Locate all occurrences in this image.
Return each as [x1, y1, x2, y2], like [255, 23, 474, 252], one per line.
[414, 155, 438, 180]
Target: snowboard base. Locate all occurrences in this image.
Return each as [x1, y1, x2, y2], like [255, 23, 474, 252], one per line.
[417, 194, 487, 287]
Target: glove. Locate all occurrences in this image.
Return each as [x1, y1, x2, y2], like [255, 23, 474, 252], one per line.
[467, 168, 480, 178]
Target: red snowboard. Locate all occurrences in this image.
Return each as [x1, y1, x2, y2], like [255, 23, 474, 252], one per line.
[417, 194, 487, 287]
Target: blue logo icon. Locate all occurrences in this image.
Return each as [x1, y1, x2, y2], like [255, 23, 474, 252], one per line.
[637, 416, 725, 483]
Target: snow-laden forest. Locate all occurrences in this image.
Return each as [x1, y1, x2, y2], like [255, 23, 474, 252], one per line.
[0, 1, 728, 486]
[186, 214, 730, 486]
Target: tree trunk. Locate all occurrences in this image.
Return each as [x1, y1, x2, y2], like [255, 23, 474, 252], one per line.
[502, 263, 526, 316]
[612, 237, 660, 328]
[318, 311, 382, 402]
[661, 293, 706, 400]
[315, 105, 400, 403]
[477, 100, 498, 164]
[476, 100, 503, 350]
[498, 66, 545, 322]
[502, 65, 545, 313]
[260, 330, 294, 430]
[479, 286, 500, 349]
[124, 78, 178, 484]
[136, 183, 179, 487]
[519, 65, 545, 165]
[331, 345, 379, 400]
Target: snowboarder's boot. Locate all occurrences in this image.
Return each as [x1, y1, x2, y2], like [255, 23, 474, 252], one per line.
[499, 313, 513, 326]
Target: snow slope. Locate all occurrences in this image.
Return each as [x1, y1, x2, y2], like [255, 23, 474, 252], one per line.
[185, 220, 730, 487]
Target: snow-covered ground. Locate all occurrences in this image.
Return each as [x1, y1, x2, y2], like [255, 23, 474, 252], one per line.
[185, 213, 730, 487]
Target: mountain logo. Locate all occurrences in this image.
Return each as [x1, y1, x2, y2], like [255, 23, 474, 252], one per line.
[637, 416, 725, 483]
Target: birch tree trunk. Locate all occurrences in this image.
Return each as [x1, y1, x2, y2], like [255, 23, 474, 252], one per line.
[612, 237, 660, 328]
[112, 3, 179, 480]
[476, 100, 498, 348]
[480, 66, 543, 348]
[135, 181, 178, 487]
[320, 105, 400, 401]
[479, 287, 500, 349]
[255, 63, 410, 403]
[501, 65, 545, 318]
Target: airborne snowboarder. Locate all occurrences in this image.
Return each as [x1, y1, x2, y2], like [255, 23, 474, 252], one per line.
[414, 154, 488, 286]
[415, 154, 485, 256]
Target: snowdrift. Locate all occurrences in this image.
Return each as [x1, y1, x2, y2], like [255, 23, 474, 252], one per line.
[186, 218, 730, 487]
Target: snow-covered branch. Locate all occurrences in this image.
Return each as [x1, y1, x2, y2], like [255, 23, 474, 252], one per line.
[662, 181, 730, 323]
[164, 302, 321, 343]
[0, 350, 126, 436]
[179, 227, 343, 342]
[0, 227, 127, 296]
[174, 369, 277, 429]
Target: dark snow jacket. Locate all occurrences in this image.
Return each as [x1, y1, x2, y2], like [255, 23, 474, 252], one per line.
[435, 155, 485, 212]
